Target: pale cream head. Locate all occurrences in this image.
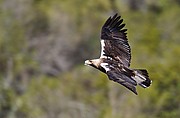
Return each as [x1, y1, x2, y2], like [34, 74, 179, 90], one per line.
[84, 60, 92, 65]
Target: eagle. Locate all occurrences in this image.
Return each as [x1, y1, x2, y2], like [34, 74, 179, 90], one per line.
[85, 13, 152, 95]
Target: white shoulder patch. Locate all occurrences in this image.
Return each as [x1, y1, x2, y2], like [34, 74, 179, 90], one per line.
[100, 40, 106, 58]
[100, 40, 113, 60]
[100, 63, 110, 72]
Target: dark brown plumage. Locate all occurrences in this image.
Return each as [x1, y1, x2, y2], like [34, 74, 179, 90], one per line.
[85, 13, 152, 95]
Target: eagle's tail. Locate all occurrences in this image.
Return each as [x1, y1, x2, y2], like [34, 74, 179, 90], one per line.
[133, 69, 151, 88]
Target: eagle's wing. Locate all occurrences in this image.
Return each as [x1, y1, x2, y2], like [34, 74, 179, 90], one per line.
[100, 60, 138, 95]
[100, 13, 131, 67]
[107, 69, 137, 95]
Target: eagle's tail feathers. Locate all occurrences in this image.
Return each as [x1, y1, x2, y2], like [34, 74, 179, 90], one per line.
[133, 69, 151, 88]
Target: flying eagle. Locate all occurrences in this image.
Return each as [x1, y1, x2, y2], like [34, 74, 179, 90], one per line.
[85, 13, 152, 95]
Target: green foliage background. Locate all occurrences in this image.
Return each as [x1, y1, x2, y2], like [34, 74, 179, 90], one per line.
[0, 0, 180, 118]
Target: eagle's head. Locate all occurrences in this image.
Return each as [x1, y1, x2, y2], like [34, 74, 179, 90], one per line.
[84, 59, 100, 67]
[85, 59, 106, 73]
[84, 60, 93, 66]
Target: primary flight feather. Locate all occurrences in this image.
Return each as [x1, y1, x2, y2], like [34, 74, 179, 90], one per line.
[85, 13, 152, 95]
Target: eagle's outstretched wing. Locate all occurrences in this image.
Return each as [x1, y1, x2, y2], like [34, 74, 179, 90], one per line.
[100, 59, 138, 95]
[100, 13, 131, 67]
[107, 70, 138, 94]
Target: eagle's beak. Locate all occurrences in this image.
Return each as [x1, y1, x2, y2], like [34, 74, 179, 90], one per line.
[84, 60, 91, 65]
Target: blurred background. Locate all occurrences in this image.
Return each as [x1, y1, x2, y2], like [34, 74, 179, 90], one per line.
[0, 0, 180, 118]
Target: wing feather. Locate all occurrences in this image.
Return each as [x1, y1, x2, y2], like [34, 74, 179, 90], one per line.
[100, 14, 131, 67]
[103, 16, 112, 27]
[107, 68, 138, 95]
